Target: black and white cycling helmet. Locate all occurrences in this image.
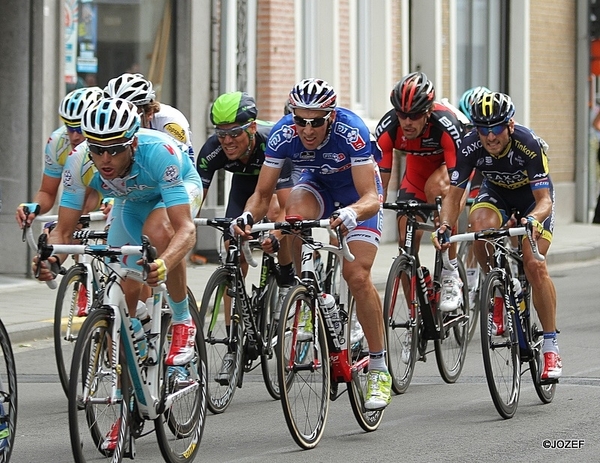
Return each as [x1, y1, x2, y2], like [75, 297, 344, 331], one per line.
[288, 78, 337, 110]
[81, 97, 141, 141]
[103, 73, 156, 106]
[58, 87, 103, 125]
[470, 92, 515, 127]
[390, 72, 435, 114]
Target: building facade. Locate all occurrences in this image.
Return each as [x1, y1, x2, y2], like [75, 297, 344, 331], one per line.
[0, 0, 591, 276]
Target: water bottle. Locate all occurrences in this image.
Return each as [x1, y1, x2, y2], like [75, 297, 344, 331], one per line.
[512, 278, 525, 312]
[421, 267, 434, 302]
[131, 317, 148, 361]
[320, 293, 342, 335]
[136, 299, 152, 333]
[0, 402, 9, 451]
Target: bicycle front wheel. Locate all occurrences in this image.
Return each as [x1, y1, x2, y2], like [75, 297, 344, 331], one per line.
[346, 295, 384, 431]
[480, 270, 520, 419]
[434, 258, 469, 383]
[198, 267, 242, 414]
[260, 274, 280, 400]
[155, 294, 207, 463]
[526, 298, 556, 404]
[68, 308, 131, 462]
[383, 255, 418, 394]
[0, 318, 17, 463]
[54, 265, 90, 397]
[277, 285, 330, 449]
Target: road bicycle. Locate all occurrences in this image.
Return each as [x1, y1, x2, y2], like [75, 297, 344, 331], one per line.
[0, 317, 17, 463]
[382, 200, 469, 394]
[36, 235, 207, 462]
[194, 217, 282, 413]
[23, 208, 108, 397]
[449, 222, 557, 419]
[250, 216, 383, 449]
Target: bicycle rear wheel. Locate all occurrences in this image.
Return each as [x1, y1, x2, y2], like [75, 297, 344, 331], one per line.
[155, 295, 207, 463]
[434, 258, 469, 383]
[526, 298, 556, 404]
[383, 255, 418, 394]
[198, 267, 242, 414]
[260, 274, 280, 400]
[480, 270, 520, 419]
[277, 285, 330, 449]
[346, 295, 384, 431]
[68, 308, 131, 462]
[54, 265, 90, 398]
[458, 240, 481, 343]
[0, 318, 17, 463]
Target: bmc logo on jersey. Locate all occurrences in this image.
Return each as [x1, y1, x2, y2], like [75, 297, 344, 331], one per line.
[335, 123, 366, 150]
[268, 125, 296, 151]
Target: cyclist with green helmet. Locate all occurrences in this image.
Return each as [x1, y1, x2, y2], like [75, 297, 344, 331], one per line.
[196, 91, 294, 384]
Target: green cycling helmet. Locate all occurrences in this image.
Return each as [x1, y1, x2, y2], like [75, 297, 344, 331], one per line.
[210, 92, 257, 125]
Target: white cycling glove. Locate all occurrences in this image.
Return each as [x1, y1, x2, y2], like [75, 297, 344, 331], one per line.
[335, 207, 358, 232]
[230, 211, 254, 237]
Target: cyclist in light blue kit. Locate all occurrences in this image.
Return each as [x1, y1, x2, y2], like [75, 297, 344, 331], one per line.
[233, 78, 391, 410]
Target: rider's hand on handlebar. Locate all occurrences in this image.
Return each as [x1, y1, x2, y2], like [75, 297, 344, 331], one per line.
[431, 222, 452, 250]
[330, 207, 357, 236]
[32, 254, 62, 281]
[140, 258, 168, 286]
[522, 216, 544, 240]
[230, 211, 254, 238]
[16, 202, 40, 229]
[260, 233, 280, 254]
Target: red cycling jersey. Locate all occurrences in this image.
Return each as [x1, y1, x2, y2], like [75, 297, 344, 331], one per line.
[375, 102, 464, 202]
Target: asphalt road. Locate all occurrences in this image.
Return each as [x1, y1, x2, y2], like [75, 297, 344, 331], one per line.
[7, 259, 600, 462]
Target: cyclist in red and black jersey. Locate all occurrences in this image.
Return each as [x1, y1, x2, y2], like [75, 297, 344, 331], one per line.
[375, 71, 465, 312]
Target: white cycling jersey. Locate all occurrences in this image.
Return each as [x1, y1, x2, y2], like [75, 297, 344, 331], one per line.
[149, 103, 195, 164]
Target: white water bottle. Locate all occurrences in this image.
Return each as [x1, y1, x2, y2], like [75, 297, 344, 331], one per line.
[512, 278, 525, 312]
[320, 293, 342, 335]
[136, 299, 152, 333]
[131, 317, 148, 361]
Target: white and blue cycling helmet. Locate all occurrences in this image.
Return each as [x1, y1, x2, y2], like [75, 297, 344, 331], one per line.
[81, 97, 141, 141]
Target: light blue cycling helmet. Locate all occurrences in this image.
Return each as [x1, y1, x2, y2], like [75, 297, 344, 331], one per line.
[81, 97, 141, 141]
[458, 86, 491, 121]
[58, 87, 104, 125]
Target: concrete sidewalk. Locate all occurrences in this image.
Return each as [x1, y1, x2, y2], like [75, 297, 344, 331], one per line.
[0, 221, 598, 344]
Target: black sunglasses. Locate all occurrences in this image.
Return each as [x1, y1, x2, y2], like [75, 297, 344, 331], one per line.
[88, 139, 134, 156]
[396, 110, 427, 121]
[293, 112, 333, 128]
[215, 122, 252, 139]
[476, 125, 507, 136]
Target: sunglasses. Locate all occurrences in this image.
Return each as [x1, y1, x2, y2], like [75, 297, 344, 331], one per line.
[476, 125, 507, 136]
[88, 139, 134, 157]
[65, 124, 82, 134]
[396, 111, 427, 121]
[215, 122, 252, 139]
[293, 111, 332, 128]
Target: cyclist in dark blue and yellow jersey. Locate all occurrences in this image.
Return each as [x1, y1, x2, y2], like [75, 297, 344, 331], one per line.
[434, 92, 561, 381]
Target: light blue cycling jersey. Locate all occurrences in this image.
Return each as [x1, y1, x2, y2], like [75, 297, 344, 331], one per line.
[61, 128, 202, 211]
[43, 126, 72, 178]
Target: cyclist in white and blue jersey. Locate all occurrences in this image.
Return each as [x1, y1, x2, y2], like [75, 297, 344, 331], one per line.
[15, 86, 103, 228]
[232, 78, 391, 411]
[35, 97, 202, 368]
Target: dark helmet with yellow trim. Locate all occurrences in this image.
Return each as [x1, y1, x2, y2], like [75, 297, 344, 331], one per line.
[390, 72, 435, 114]
[470, 92, 515, 127]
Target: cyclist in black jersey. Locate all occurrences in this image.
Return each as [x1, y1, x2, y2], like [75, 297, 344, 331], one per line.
[433, 92, 561, 381]
[196, 92, 294, 382]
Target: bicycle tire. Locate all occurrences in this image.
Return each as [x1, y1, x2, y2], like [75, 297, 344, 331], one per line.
[198, 267, 242, 414]
[526, 297, 556, 404]
[155, 294, 207, 463]
[383, 255, 418, 394]
[260, 274, 280, 400]
[479, 271, 520, 419]
[68, 308, 131, 462]
[346, 295, 384, 431]
[434, 258, 469, 383]
[457, 240, 481, 343]
[277, 284, 330, 449]
[54, 265, 90, 398]
[0, 318, 17, 463]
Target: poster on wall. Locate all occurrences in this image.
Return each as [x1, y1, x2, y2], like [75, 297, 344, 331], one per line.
[64, 0, 79, 85]
[76, 0, 98, 83]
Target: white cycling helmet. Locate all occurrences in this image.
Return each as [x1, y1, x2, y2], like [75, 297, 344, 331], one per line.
[288, 78, 337, 110]
[81, 97, 141, 141]
[103, 73, 156, 106]
[58, 87, 104, 125]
